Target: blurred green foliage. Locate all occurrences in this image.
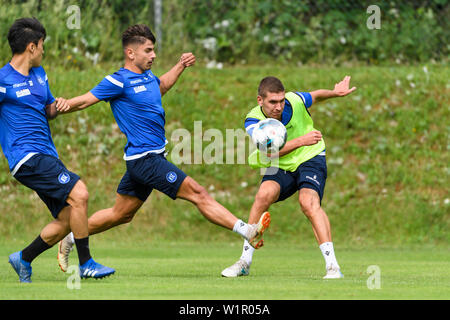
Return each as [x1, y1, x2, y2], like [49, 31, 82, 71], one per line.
[0, 0, 448, 67]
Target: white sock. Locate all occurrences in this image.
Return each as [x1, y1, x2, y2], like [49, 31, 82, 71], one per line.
[319, 242, 340, 269]
[233, 219, 250, 239]
[68, 232, 75, 244]
[239, 240, 255, 266]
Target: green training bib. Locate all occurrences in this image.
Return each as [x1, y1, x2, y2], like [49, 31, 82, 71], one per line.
[247, 92, 325, 172]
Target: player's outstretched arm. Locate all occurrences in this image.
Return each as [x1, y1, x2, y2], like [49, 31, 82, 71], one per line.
[159, 52, 195, 96]
[310, 75, 356, 104]
[56, 92, 100, 114]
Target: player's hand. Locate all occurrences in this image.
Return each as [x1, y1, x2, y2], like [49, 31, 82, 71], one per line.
[299, 130, 322, 146]
[180, 52, 196, 68]
[55, 97, 71, 113]
[333, 76, 357, 97]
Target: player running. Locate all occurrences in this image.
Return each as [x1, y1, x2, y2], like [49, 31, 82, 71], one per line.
[1, 18, 114, 282]
[55, 24, 270, 271]
[221, 76, 356, 279]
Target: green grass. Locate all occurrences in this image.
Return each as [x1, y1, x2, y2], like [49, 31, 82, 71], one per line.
[1, 241, 449, 300]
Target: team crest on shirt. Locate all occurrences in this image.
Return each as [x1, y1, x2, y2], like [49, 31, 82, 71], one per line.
[166, 171, 177, 183]
[58, 172, 71, 184]
[36, 76, 45, 86]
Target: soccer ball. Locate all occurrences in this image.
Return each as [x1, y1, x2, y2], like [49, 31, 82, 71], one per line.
[252, 118, 287, 154]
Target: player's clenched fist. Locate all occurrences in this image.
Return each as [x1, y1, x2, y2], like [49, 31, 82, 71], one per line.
[180, 52, 195, 68]
[300, 130, 322, 146]
[55, 97, 71, 113]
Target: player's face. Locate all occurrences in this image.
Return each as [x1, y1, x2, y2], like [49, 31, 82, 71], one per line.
[258, 91, 285, 120]
[132, 39, 156, 72]
[30, 38, 44, 67]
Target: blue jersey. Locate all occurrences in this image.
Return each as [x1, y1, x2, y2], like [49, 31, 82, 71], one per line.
[0, 63, 57, 173]
[90, 68, 166, 160]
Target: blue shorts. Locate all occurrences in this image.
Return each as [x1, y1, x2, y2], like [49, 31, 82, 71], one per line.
[261, 154, 327, 202]
[13, 154, 81, 218]
[117, 153, 187, 201]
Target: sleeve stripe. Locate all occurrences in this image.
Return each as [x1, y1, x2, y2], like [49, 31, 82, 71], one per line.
[297, 92, 306, 105]
[246, 123, 258, 133]
[245, 118, 260, 137]
[295, 91, 313, 108]
[0, 86, 5, 93]
[106, 75, 124, 88]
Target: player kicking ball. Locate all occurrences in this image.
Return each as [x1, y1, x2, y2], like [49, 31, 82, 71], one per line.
[1, 18, 114, 282]
[221, 76, 356, 279]
[55, 24, 270, 272]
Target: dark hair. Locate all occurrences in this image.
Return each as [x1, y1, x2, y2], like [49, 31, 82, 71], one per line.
[122, 24, 156, 48]
[7, 17, 46, 54]
[258, 76, 285, 97]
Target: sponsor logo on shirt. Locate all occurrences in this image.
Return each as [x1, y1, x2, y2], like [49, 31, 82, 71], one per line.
[13, 82, 28, 88]
[133, 85, 147, 93]
[130, 79, 143, 84]
[306, 174, 320, 186]
[16, 89, 31, 98]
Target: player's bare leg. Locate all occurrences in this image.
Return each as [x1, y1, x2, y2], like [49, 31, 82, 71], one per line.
[65, 180, 90, 240]
[221, 181, 278, 277]
[248, 181, 280, 224]
[41, 206, 71, 245]
[57, 180, 115, 278]
[299, 188, 331, 244]
[299, 188, 343, 279]
[58, 193, 143, 271]
[176, 176, 237, 229]
[88, 194, 144, 235]
[176, 176, 270, 246]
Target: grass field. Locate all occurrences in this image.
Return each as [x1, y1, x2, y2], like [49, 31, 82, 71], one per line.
[1, 240, 449, 300]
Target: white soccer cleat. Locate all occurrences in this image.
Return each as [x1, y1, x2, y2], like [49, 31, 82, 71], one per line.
[57, 233, 74, 272]
[323, 265, 344, 279]
[221, 259, 250, 278]
[246, 211, 271, 249]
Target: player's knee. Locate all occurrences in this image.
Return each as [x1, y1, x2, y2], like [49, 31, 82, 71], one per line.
[115, 208, 137, 224]
[74, 189, 89, 205]
[299, 196, 319, 217]
[69, 184, 89, 207]
[183, 178, 211, 205]
[255, 189, 276, 207]
[80, 189, 90, 202]
[193, 184, 211, 205]
[118, 212, 135, 224]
